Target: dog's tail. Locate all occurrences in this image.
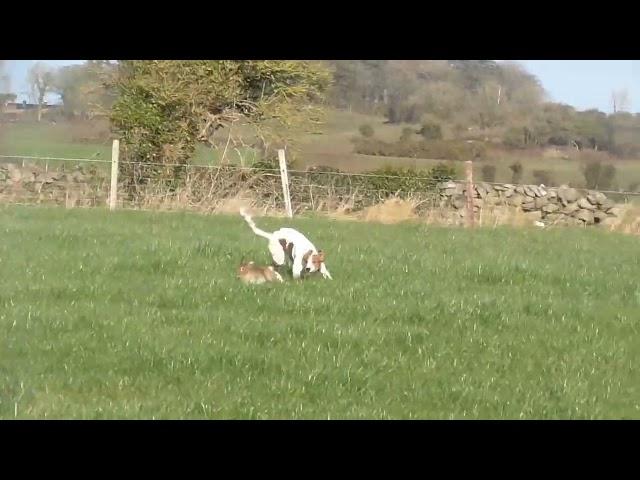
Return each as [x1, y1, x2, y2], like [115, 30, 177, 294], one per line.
[240, 208, 272, 240]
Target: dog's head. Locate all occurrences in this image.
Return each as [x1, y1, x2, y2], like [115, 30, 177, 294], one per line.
[302, 250, 325, 274]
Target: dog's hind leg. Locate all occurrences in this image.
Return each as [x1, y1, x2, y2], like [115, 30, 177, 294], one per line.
[269, 240, 286, 268]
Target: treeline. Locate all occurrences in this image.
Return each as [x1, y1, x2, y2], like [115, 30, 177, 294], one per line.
[5, 60, 640, 159]
[324, 60, 640, 158]
[325, 60, 544, 126]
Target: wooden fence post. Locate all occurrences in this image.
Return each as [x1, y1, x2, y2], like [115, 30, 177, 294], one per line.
[465, 160, 475, 228]
[278, 149, 293, 218]
[109, 139, 120, 211]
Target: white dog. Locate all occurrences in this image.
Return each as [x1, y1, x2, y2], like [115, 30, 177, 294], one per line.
[240, 209, 332, 280]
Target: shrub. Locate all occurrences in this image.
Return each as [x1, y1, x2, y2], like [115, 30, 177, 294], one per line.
[302, 165, 352, 190]
[452, 123, 466, 139]
[547, 135, 570, 147]
[627, 181, 640, 193]
[428, 162, 457, 183]
[611, 143, 640, 159]
[418, 122, 443, 141]
[359, 124, 375, 138]
[469, 142, 487, 160]
[480, 164, 497, 183]
[399, 127, 415, 142]
[509, 162, 523, 184]
[503, 127, 525, 148]
[363, 163, 457, 193]
[600, 164, 617, 190]
[582, 161, 617, 190]
[532, 169, 554, 186]
[352, 138, 392, 156]
[353, 138, 486, 161]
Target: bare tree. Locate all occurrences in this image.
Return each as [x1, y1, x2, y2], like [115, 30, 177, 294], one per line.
[28, 62, 55, 121]
[0, 60, 11, 94]
[611, 88, 631, 113]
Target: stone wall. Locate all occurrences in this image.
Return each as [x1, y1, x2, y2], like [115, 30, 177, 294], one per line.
[439, 181, 622, 226]
[0, 162, 628, 227]
[0, 163, 109, 207]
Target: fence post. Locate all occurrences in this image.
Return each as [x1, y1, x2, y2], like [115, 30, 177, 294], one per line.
[465, 160, 475, 228]
[109, 139, 120, 211]
[278, 149, 293, 218]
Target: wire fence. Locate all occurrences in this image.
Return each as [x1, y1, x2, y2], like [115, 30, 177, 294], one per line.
[2, 152, 640, 216]
[0, 152, 455, 213]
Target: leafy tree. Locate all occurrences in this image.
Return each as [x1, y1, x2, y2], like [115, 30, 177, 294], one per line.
[54, 61, 117, 118]
[110, 60, 331, 186]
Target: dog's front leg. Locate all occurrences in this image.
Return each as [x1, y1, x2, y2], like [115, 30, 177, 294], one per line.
[292, 261, 304, 280]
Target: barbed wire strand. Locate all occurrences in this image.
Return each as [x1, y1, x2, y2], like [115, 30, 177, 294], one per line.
[2, 153, 640, 196]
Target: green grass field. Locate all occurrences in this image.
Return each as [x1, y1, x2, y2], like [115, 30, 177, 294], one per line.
[0, 121, 112, 159]
[1, 205, 639, 419]
[4, 113, 640, 190]
[0, 121, 232, 169]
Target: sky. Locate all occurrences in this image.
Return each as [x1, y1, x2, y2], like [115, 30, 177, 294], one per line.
[2, 60, 639, 113]
[514, 60, 638, 113]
